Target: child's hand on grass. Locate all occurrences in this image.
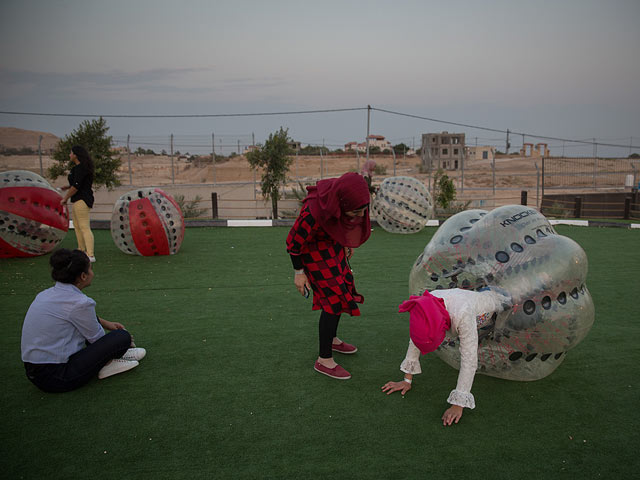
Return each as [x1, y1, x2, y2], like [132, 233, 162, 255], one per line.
[442, 405, 463, 426]
[381, 380, 412, 395]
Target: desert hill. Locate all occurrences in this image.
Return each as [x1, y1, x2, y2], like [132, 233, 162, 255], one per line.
[0, 127, 59, 152]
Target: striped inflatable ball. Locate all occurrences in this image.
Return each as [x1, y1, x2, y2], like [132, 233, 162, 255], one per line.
[0, 170, 69, 258]
[110, 188, 185, 256]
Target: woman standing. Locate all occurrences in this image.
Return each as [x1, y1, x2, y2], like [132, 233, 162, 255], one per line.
[286, 172, 371, 380]
[21, 248, 146, 393]
[60, 145, 95, 262]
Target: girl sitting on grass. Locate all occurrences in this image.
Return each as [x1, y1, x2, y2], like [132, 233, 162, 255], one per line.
[21, 248, 146, 393]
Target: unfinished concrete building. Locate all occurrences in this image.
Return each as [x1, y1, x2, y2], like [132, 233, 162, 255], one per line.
[421, 131, 466, 170]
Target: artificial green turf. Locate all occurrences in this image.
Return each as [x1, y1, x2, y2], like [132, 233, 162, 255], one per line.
[1, 225, 638, 479]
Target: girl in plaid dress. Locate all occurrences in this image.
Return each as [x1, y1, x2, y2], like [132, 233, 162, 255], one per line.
[286, 172, 371, 380]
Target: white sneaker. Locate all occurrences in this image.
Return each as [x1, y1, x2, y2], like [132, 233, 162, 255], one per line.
[121, 347, 146, 361]
[98, 358, 139, 379]
[89, 256, 96, 263]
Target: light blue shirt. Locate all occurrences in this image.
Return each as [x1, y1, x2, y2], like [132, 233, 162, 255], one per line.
[21, 282, 105, 364]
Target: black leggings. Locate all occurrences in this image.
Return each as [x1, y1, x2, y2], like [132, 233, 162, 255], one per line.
[318, 311, 341, 358]
[24, 329, 132, 393]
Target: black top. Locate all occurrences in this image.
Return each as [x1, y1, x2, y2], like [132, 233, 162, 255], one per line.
[67, 163, 94, 208]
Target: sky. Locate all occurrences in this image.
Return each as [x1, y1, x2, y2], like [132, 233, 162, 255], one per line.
[1, 0, 639, 156]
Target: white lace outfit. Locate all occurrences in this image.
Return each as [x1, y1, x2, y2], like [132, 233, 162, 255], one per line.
[400, 288, 509, 409]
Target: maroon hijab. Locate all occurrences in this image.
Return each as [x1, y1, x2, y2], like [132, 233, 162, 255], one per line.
[303, 172, 371, 247]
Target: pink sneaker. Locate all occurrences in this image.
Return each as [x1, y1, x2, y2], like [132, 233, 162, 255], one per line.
[314, 361, 351, 380]
[332, 341, 358, 354]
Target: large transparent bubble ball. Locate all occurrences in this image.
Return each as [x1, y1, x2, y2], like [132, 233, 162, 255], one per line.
[409, 205, 594, 381]
[372, 176, 433, 234]
[0, 170, 69, 258]
[110, 188, 185, 256]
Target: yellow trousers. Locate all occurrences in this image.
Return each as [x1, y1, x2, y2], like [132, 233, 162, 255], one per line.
[71, 200, 94, 257]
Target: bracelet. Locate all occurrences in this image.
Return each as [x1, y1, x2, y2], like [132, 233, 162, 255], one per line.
[403, 377, 412, 384]
[294, 269, 304, 275]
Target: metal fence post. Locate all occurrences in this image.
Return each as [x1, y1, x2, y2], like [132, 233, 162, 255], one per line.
[623, 197, 631, 219]
[574, 197, 582, 218]
[460, 151, 464, 193]
[170, 134, 175, 185]
[127, 134, 132, 185]
[211, 133, 216, 185]
[535, 162, 540, 209]
[492, 150, 496, 195]
[541, 158, 545, 204]
[211, 192, 218, 219]
[391, 148, 396, 176]
[38, 135, 43, 177]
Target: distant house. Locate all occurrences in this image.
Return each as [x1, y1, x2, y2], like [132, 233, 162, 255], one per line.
[288, 141, 301, 152]
[366, 135, 391, 151]
[421, 131, 466, 170]
[345, 135, 391, 153]
[466, 145, 495, 161]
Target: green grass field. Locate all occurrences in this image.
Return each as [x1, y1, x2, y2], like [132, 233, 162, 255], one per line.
[1, 225, 638, 479]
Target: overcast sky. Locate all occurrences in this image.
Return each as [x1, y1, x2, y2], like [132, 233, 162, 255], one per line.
[1, 0, 639, 156]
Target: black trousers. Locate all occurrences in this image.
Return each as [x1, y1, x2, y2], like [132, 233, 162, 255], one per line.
[318, 311, 341, 358]
[24, 329, 131, 393]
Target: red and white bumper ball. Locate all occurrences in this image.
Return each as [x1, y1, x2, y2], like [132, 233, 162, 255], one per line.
[110, 188, 185, 256]
[0, 170, 69, 258]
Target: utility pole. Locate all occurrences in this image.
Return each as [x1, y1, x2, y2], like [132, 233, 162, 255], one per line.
[505, 129, 510, 155]
[365, 105, 371, 162]
[127, 134, 132, 185]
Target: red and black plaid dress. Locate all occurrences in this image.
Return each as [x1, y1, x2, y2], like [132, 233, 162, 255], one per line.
[286, 204, 364, 316]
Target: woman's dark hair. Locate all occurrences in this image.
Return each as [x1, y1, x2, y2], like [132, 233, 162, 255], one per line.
[71, 145, 94, 179]
[50, 249, 90, 284]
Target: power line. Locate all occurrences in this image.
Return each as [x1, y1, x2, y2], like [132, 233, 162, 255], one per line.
[0, 107, 366, 118]
[372, 107, 640, 149]
[2, 105, 638, 150]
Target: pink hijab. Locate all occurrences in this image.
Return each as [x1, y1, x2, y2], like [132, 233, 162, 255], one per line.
[398, 290, 451, 354]
[303, 172, 371, 248]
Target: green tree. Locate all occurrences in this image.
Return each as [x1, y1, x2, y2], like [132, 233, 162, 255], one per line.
[393, 143, 409, 154]
[299, 144, 329, 155]
[48, 117, 121, 189]
[246, 127, 293, 219]
[433, 169, 456, 209]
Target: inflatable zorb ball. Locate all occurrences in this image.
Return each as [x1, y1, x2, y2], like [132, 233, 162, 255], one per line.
[371, 176, 433, 233]
[0, 170, 69, 258]
[111, 188, 185, 256]
[409, 205, 594, 381]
